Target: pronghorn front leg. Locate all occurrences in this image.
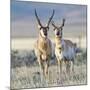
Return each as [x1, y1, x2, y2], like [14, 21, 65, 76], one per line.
[44, 59, 50, 85]
[37, 56, 44, 82]
[44, 61, 49, 78]
[57, 59, 62, 80]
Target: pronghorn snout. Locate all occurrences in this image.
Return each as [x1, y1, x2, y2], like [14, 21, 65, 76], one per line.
[40, 29, 48, 38]
[44, 30, 47, 36]
[44, 33, 47, 36]
[55, 30, 62, 38]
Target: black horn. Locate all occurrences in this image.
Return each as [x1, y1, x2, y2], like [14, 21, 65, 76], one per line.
[47, 10, 55, 27]
[35, 9, 42, 27]
[52, 21, 57, 29]
[59, 18, 65, 28]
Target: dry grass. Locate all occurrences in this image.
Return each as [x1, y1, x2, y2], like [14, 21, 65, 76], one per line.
[11, 64, 87, 89]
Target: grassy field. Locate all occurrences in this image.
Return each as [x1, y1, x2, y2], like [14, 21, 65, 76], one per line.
[11, 64, 87, 89]
[10, 50, 87, 89]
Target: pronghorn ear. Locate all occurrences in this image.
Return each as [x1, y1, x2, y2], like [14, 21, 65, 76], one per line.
[53, 28, 56, 31]
[38, 25, 42, 30]
[38, 25, 41, 28]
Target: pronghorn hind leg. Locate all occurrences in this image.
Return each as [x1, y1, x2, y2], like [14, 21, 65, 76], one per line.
[65, 60, 74, 81]
[65, 60, 70, 78]
[70, 60, 74, 79]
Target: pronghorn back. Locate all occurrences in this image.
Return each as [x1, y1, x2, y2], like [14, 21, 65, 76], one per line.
[64, 40, 75, 48]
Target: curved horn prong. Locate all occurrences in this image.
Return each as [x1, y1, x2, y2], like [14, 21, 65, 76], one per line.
[59, 18, 65, 28]
[35, 9, 42, 26]
[47, 10, 55, 27]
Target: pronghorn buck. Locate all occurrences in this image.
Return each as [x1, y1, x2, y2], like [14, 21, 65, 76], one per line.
[52, 19, 77, 77]
[34, 9, 55, 79]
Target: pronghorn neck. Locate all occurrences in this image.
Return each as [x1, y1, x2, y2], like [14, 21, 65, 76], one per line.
[38, 33, 48, 50]
[55, 36, 62, 48]
[55, 36, 62, 43]
[38, 32, 51, 57]
[39, 32, 47, 41]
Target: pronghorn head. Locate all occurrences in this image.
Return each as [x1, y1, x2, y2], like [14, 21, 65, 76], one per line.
[52, 19, 65, 38]
[35, 9, 55, 38]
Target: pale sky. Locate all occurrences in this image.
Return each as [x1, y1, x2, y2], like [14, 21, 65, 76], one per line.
[11, 0, 87, 38]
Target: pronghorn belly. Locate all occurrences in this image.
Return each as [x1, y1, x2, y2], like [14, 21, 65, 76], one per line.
[63, 46, 75, 60]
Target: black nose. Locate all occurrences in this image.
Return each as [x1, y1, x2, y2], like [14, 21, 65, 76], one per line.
[44, 32, 47, 36]
[56, 31, 59, 35]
